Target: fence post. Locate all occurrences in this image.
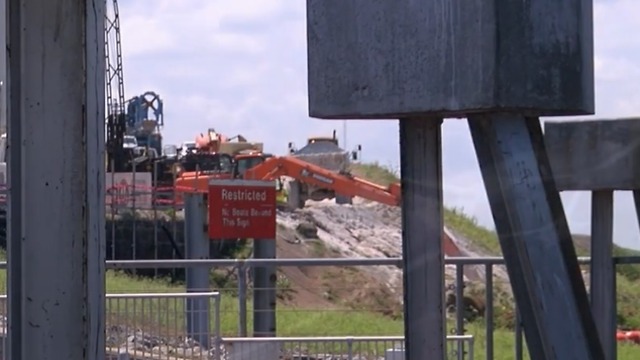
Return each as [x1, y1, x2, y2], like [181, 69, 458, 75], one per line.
[237, 261, 248, 337]
[184, 193, 211, 348]
[253, 239, 277, 337]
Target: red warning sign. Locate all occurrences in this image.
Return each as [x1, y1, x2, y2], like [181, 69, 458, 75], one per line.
[208, 180, 277, 239]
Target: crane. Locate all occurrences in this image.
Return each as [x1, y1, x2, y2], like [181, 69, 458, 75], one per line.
[105, 0, 127, 171]
[105, 0, 165, 172]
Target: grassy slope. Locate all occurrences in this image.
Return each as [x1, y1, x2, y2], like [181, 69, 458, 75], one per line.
[350, 162, 640, 358]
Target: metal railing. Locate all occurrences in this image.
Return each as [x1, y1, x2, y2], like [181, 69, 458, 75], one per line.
[99, 256, 639, 360]
[220, 335, 474, 360]
[0, 255, 635, 359]
[0, 292, 223, 360]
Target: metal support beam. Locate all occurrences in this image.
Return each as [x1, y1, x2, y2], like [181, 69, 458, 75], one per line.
[7, 0, 106, 359]
[632, 190, 640, 236]
[467, 114, 604, 360]
[253, 239, 277, 337]
[399, 118, 445, 359]
[590, 190, 616, 360]
[184, 193, 211, 349]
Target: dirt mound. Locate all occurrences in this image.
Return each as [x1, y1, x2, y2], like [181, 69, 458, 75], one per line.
[274, 221, 402, 316]
[273, 198, 512, 316]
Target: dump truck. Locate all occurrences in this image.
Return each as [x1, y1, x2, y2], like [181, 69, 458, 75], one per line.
[287, 131, 355, 206]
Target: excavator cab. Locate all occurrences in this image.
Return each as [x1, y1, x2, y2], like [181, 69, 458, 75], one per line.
[179, 153, 233, 173]
[233, 153, 272, 178]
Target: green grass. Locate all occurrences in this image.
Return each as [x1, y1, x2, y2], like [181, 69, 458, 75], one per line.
[105, 270, 403, 337]
[101, 271, 640, 359]
[350, 162, 399, 186]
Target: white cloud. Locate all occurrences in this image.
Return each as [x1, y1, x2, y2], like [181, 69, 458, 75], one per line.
[116, 0, 640, 249]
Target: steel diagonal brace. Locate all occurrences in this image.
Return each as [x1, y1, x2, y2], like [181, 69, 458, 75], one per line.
[467, 114, 604, 360]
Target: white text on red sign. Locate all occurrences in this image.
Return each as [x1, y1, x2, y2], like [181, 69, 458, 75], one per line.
[221, 189, 268, 202]
[221, 207, 274, 229]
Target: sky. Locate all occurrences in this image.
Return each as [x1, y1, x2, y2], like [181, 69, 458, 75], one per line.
[116, 0, 640, 250]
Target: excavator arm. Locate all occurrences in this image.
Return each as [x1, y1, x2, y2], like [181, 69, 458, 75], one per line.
[243, 156, 401, 206]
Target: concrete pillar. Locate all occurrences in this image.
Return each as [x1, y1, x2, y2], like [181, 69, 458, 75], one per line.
[399, 118, 445, 358]
[6, 0, 105, 359]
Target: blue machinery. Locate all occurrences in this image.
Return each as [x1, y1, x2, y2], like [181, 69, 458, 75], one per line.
[126, 91, 165, 154]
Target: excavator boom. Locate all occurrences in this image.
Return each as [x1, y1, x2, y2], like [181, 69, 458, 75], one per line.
[172, 153, 464, 258]
[244, 156, 401, 206]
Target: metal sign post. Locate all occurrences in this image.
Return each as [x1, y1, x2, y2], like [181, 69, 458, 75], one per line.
[184, 193, 211, 349]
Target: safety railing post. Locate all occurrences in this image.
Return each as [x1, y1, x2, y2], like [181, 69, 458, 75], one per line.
[184, 193, 211, 348]
[237, 261, 248, 337]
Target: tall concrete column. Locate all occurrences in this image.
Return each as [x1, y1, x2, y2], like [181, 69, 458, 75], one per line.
[6, 0, 106, 359]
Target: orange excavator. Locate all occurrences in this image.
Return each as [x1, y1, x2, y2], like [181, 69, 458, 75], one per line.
[173, 136, 471, 257]
[174, 150, 400, 207]
[174, 152, 464, 256]
[240, 155, 400, 208]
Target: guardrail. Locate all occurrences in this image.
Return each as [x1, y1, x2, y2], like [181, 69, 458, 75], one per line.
[0, 292, 223, 360]
[101, 256, 638, 360]
[0, 182, 193, 209]
[220, 335, 474, 360]
[0, 256, 635, 359]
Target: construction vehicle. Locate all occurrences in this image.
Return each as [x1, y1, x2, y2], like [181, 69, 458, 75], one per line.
[174, 130, 372, 208]
[174, 149, 400, 209]
[178, 140, 196, 158]
[287, 130, 361, 205]
[193, 128, 264, 155]
[239, 154, 401, 209]
[230, 154, 467, 258]
[172, 129, 266, 192]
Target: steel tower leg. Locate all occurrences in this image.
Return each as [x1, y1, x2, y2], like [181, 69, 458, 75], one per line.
[468, 114, 604, 360]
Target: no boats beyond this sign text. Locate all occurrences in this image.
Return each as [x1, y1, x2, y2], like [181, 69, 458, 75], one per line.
[208, 180, 277, 239]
